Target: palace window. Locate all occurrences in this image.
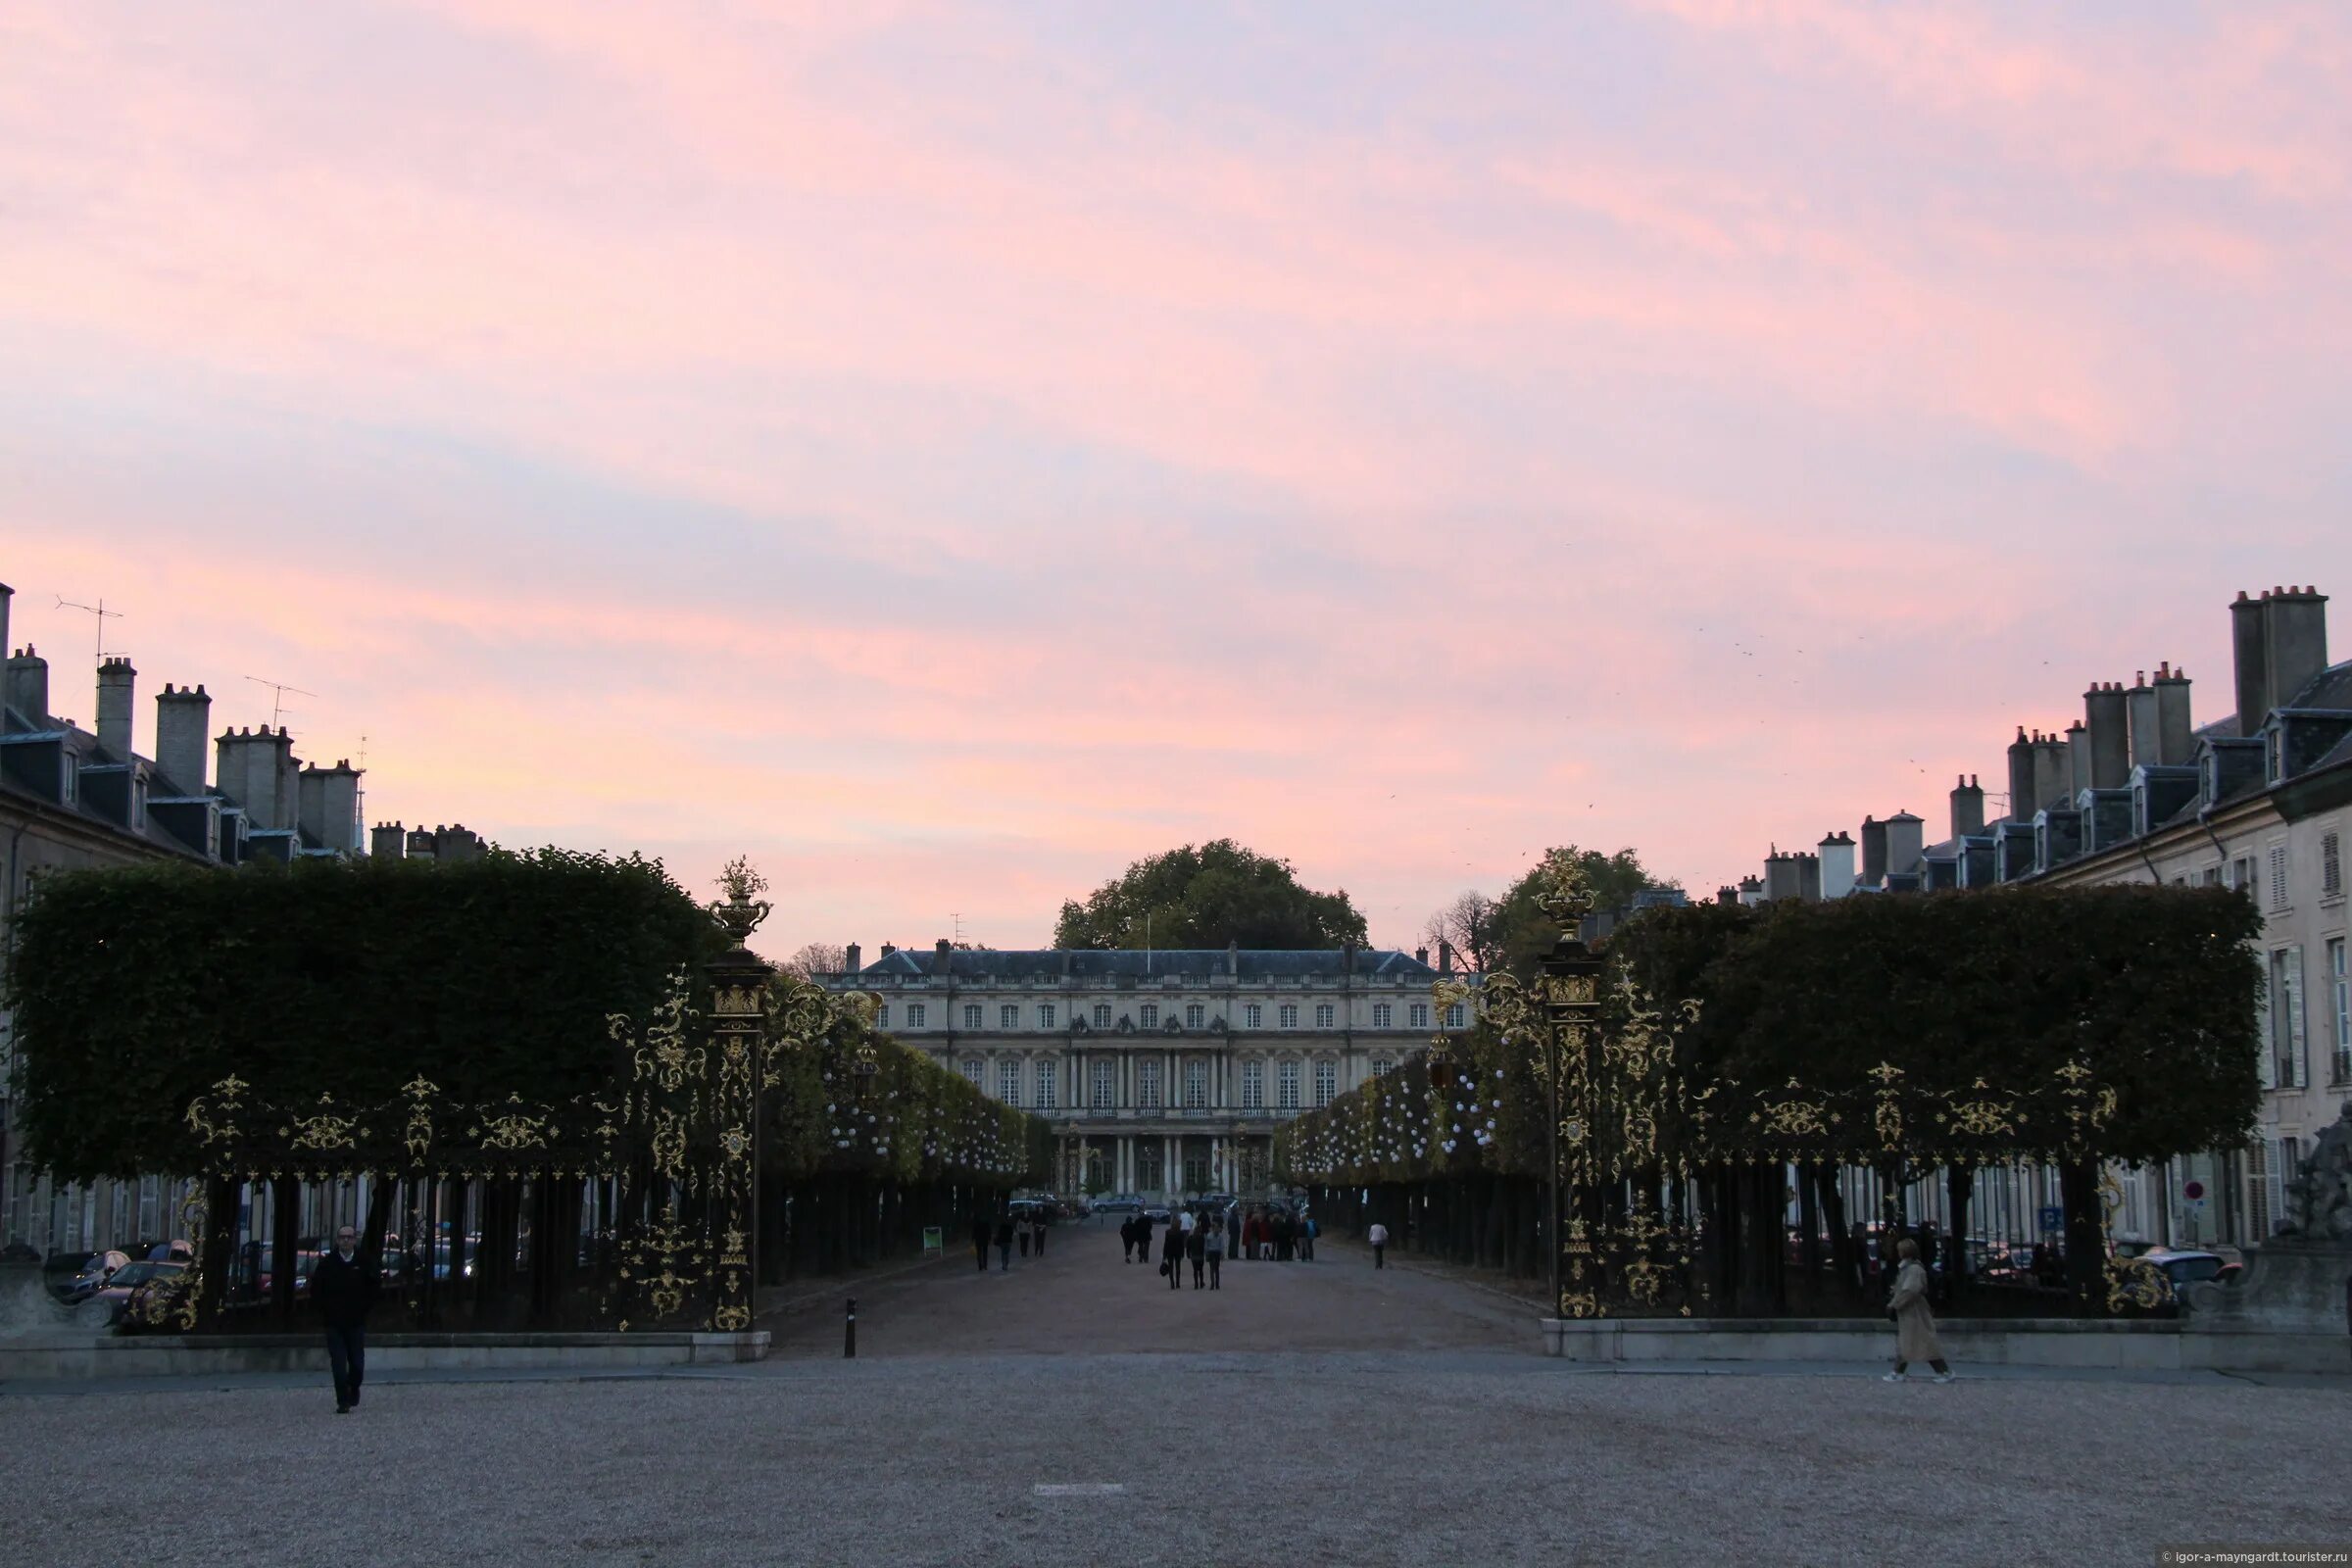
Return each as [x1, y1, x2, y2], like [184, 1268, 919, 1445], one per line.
[876, 1004, 890, 1029]
[1039, 1003, 1057, 1029]
[1094, 1004, 1112, 1029]
[959, 1057, 981, 1086]
[1278, 1004, 1299, 1029]
[1245, 1004, 1263, 1029]
[1372, 1003, 1392, 1028]
[2329, 938, 2349, 1086]
[907, 1004, 927, 1028]
[1184, 1058, 1207, 1108]
[998, 1058, 1022, 1105]
[1140, 1004, 1159, 1029]
[1001, 1004, 1018, 1029]
[1314, 1003, 1335, 1028]
[1092, 1058, 1116, 1108]
[1138, 1058, 1163, 1109]
[1036, 1060, 1058, 1108]
[2271, 947, 2307, 1089]
[1444, 1003, 1467, 1029]
[1371, 1057, 1395, 1078]
[1186, 1003, 1205, 1029]
[1409, 1003, 1429, 1029]
[1313, 1060, 1337, 1106]
[963, 1004, 983, 1029]
[1277, 1059, 1300, 1110]
[1241, 1059, 1264, 1108]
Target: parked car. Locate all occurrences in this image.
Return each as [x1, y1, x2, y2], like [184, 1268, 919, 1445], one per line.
[61, 1250, 132, 1304]
[2140, 1249, 2241, 1290]
[131, 1239, 195, 1264]
[75, 1260, 185, 1328]
[1091, 1194, 1143, 1215]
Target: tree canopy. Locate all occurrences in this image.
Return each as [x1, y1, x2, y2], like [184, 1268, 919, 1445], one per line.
[1426, 845, 1674, 978]
[1052, 839, 1369, 950]
[7, 849, 720, 1180]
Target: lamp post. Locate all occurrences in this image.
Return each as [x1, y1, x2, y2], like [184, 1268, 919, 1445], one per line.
[706, 858, 773, 1334]
[1540, 932, 1604, 1321]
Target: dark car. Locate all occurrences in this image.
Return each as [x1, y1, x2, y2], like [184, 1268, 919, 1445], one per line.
[60, 1250, 132, 1303]
[1091, 1194, 1143, 1216]
[2142, 1250, 2240, 1290]
[76, 1260, 185, 1328]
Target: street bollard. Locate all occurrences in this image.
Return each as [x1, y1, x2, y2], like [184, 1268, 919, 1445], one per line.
[844, 1297, 857, 1359]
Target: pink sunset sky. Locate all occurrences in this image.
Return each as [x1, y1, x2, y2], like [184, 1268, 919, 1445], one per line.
[5, 2, 2348, 958]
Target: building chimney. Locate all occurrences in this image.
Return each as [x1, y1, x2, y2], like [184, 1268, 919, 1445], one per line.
[2231, 589, 2271, 738]
[1818, 830, 1856, 899]
[370, 821, 407, 858]
[217, 725, 299, 830]
[1859, 815, 1887, 887]
[2125, 671, 2160, 770]
[2005, 728, 2035, 822]
[2083, 681, 2129, 789]
[405, 823, 437, 862]
[6, 644, 49, 725]
[154, 683, 211, 792]
[2031, 733, 2069, 815]
[1762, 845, 1799, 903]
[95, 657, 136, 760]
[880, 942, 897, 957]
[1737, 875, 1763, 906]
[0, 584, 11, 691]
[1413, 946, 1429, 966]
[2264, 585, 2329, 716]
[1886, 811, 1925, 879]
[2153, 662, 2193, 765]
[1795, 852, 1822, 902]
[844, 942, 861, 974]
[298, 760, 362, 854]
[1949, 775, 1984, 838]
[1715, 885, 1738, 906]
[934, 937, 953, 974]
[2064, 720, 2089, 801]
[1439, 942, 1454, 975]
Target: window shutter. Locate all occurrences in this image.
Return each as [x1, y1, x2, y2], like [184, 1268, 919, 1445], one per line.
[2268, 844, 2290, 909]
[2284, 945, 2308, 1088]
[2325, 832, 2343, 899]
[2255, 958, 2276, 1090]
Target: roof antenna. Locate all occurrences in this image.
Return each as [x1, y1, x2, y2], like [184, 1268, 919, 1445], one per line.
[243, 673, 318, 729]
[55, 595, 123, 663]
[951, 911, 964, 947]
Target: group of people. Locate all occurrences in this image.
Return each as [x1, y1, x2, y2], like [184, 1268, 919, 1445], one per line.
[1115, 1202, 1323, 1290]
[971, 1209, 1051, 1274]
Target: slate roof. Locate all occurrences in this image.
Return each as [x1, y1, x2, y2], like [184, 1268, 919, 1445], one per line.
[852, 948, 1446, 981]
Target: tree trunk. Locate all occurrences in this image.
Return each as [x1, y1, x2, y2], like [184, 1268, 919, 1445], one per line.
[269, 1176, 300, 1328]
[2058, 1159, 2105, 1312]
[1944, 1165, 1976, 1312]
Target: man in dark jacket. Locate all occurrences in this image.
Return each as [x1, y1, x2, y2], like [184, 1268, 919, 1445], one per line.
[310, 1225, 379, 1414]
[970, 1214, 992, 1274]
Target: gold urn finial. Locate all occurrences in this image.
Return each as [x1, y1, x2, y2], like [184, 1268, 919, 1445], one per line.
[1533, 849, 1596, 930]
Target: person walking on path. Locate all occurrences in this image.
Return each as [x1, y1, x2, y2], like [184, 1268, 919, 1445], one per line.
[1203, 1218, 1224, 1290]
[1226, 1202, 1242, 1263]
[1033, 1213, 1048, 1257]
[1885, 1237, 1955, 1383]
[1274, 1209, 1295, 1262]
[971, 1214, 992, 1274]
[1368, 1220, 1390, 1269]
[1298, 1213, 1316, 1261]
[310, 1224, 379, 1415]
[995, 1216, 1015, 1273]
[1186, 1218, 1207, 1288]
[1159, 1213, 1184, 1291]
[1018, 1220, 1031, 1259]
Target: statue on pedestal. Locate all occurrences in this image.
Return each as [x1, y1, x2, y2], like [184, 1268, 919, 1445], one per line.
[2280, 1102, 2352, 1245]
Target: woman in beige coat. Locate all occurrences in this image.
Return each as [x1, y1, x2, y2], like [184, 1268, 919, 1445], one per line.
[1884, 1236, 1955, 1383]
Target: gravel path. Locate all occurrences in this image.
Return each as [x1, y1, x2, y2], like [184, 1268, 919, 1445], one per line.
[2, 1226, 2340, 1567]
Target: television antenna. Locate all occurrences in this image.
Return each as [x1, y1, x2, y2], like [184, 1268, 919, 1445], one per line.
[55, 595, 123, 662]
[951, 911, 965, 946]
[243, 673, 318, 729]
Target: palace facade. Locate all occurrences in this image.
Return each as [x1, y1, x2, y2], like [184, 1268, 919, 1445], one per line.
[820, 941, 1471, 1200]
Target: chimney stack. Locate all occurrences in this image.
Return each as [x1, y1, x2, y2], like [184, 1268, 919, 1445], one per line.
[1414, 945, 1429, 966]
[1439, 941, 1454, 975]
[154, 683, 211, 792]
[95, 657, 136, 760]
[2005, 728, 2035, 822]
[2125, 671, 2160, 770]
[1860, 815, 1887, 887]
[1715, 885, 1738, 906]
[0, 583, 11, 687]
[1762, 845, 1799, 903]
[297, 760, 363, 854]
[370, 821, 407, 858]
[2264, 586, 2329, 718]
[2064, 719, 2089, 801]
[934, 937, 953, 974]
[6, 644, 49, 726]
[405, 824, 438, 862]
[845, 942, 861, 974]
[2153, 662, 2193, 765]
[1949, 774, 1984, 838]
[2083, 682, 2130, 789]
[2231, 590, 2272, 738]
[1885, 811, 1925, 879]
[1818, 830, 1856, 899]
[2031, 732, 2069, 813]
[1795, 851, 1822, 902]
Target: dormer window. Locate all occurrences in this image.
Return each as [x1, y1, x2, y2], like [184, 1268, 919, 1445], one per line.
[60, 753, 76, 804]
[2266, 727, 2284, 783]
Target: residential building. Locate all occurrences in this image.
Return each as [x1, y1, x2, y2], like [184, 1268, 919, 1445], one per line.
[818, 940, 1465, 1200]
[0, 578, 370, 1256]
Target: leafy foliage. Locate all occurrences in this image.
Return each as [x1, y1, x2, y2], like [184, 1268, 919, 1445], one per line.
[1429, 845, 1675, 979]
[1283, 886, 2264, 1183]
[7, 850, 721, 1180]
[1053, 839, 1368, 950]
